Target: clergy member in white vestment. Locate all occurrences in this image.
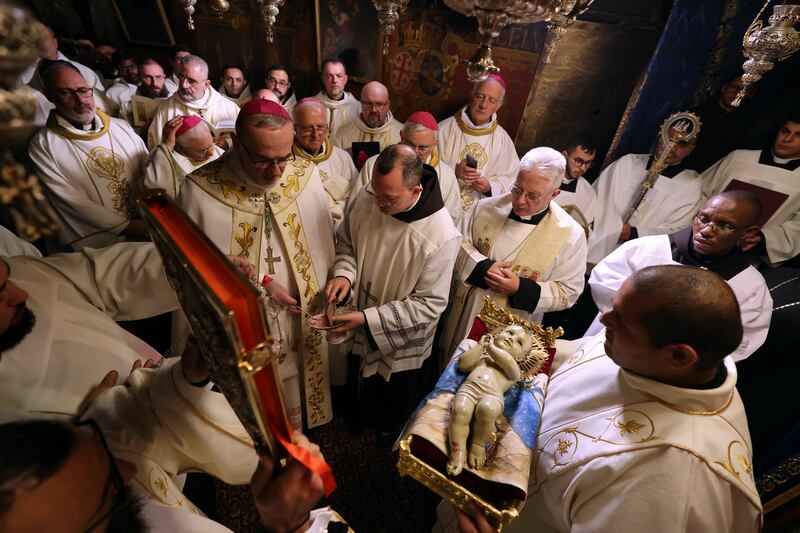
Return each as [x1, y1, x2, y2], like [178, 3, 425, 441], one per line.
[587, 126, 702, 265]
[292, 98, 358, 228]
[0, 373, 345, 531]
[440, 147, 587, 355]
[142, 115, 224, 198]
[104, 51, 139, 117]
[700, 114, 800, 265]
[266, 64, 298, 115]
[28, 61, 150, 251]
[218, 64, 253, 107]
[437, 74, 520, 220]
[147, 55, 240, 148]
[588, 192, 772, 361]
[326, 144, 461, 438]
[0, 242, 178, 417]
[440, 266, 762, 533]
[554, 134, 599, 237]
[350, 112, 463, 226]
[175, 99, 336, 431]
[19, 26, 114, 120]
[313, 58, 361, 136]
[331, 81, 403, 156]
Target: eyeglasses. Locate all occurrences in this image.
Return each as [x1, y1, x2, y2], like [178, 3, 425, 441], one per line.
[510, 184, 548, 203]
[570, 156, 594, 168]
[403, 141, 433, 156]
[240, 141, 295, 169]
[296, 124, 330, 135]
[362, 101, 388, 111]
[267, 77, 289, 88]
[75, 418, 131, 533]
[473, 94, 498, 106]
[693, 214, 738, 234]
[56, 87, 94, 98]
[367, 183, 410, 209]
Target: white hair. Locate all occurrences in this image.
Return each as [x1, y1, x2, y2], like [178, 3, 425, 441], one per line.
[179, 54, 209, 81]
[518, 147, 565, 189]
[401, 120, 437, 139]
[292, 98, 326, 122]
[472, 77, 506, 103]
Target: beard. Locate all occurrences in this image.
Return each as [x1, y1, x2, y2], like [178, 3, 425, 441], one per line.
[107, 487, 149, 532]
[59, 105, 96, 126]
[0, 307, 36, 353]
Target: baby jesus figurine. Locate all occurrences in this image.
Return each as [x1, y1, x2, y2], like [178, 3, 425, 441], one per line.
[446, 324, 533, 476]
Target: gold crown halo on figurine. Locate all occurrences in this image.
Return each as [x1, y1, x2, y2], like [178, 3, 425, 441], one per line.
[478, 295, 563, 349]
[481, 329, 548, 381]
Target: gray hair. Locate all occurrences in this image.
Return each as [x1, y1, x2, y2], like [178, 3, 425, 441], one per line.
[401, 120, 437, 139]
[518, 147, 565, 189]
[235, 113, 291, 137]
[292, 98, 326, 122]
[179, 54, 208, 81]
[375, 144, 422, 187]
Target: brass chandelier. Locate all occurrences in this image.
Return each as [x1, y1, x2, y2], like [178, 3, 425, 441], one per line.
[443, 0, 594, 82]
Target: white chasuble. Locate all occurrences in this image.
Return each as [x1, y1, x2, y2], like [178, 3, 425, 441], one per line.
[700, 149, 800, 264]
[148, 88, 240, 148]
[313, 91, 361, 136]
[437, 107, 520, 219]
[553, 176, 597, 237]
[29, 110, 149, 250]
[505, 334, 762, 533]
[440, 195, 586, 354]
[588, 231, 772, 361]
[0, 243, 177, 418]
[142, 143, 224, 199]
[351, 152, 464, 227]
[333, 175, 461, 380]
[587, 153, 702, 265]
[331, 113, 403, 154]
[292, 140, 358, 228]
[180, 154, 335, 428]
[217, 83, 253, 107]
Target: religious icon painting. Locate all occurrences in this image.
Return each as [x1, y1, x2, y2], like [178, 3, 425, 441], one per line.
[315, 0, 381, 82]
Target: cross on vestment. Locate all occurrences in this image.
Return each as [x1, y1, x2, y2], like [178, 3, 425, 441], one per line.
[265, 246, 282, 275]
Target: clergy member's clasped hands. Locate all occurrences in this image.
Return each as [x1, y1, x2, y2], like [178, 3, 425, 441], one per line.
[484, 260, 520, 295]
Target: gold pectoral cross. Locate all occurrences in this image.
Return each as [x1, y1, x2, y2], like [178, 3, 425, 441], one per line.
[264, 246, 282, 275]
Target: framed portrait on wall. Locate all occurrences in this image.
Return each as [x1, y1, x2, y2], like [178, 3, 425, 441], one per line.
[112, 0, 175, 46]
[315, 0, 381, 82]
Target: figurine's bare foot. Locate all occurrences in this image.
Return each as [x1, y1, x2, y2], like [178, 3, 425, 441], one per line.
[447, 451, 466, 477]
[468, 443, 487, 470]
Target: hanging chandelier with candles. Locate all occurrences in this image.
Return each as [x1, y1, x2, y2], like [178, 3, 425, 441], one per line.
[177, 0, 286, 44]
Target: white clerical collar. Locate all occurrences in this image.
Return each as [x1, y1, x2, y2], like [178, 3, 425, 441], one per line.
[562, 177, 576, 185]
[772, 150, 800, 164]
[460, 107, 495, 129]
[55, 112, 102, 133]
[401, 190, 422, 213]
[513, 205, 548, 221]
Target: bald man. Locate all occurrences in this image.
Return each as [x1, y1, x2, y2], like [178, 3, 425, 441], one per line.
[254, 88, 281, 103]
[443, 265, 762, 533]
[147, 54, 240, 148]
[588, 190, 771, 361]
[332, 81, 403, 159]
[292, 98, 357, 227]
[437, 75, 520, 220]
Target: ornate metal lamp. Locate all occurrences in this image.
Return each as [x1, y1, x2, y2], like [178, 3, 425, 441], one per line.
[442, 0, 594, 82]
[178, 0, 197, 30]
[256, 0, 286, 43]
[0, 1, 58, 241]
[371, 0, 410, 55]
[178, 0, 232, 30]
[733, 2, 800, 107]
[210, 0, 231, 19]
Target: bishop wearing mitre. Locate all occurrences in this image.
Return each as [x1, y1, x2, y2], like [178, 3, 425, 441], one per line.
[147, 55, 240, 148]
[437, 74, 520, 219]
[175, 99, 335, 431]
